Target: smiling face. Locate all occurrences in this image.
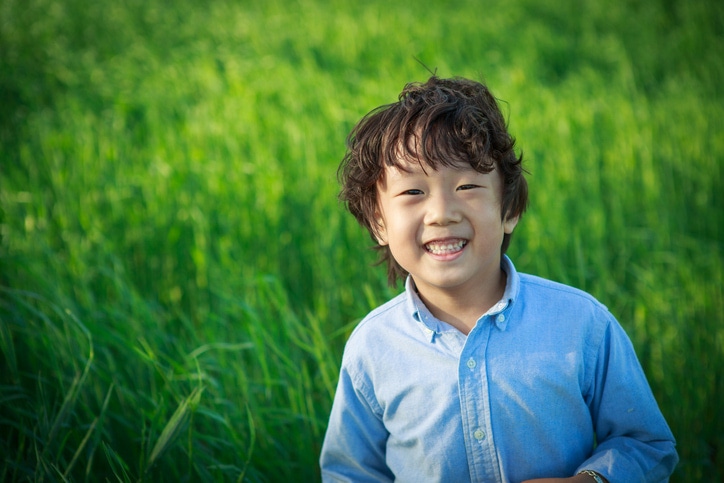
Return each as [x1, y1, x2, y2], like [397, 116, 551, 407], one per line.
[375, 159, 519, 308]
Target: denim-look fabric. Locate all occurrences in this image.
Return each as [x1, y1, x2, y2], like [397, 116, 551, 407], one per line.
[320, 256, 678, 482]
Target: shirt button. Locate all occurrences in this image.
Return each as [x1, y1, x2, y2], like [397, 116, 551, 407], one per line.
[466, 358, 476, 369]
[473, 429, 485, 440]
[496, 314, 505, 323]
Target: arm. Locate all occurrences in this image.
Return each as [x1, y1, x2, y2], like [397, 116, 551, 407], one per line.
[320, 363, 393, 483]
[578, 314, 678, 482]
[524, 473, 607, 483]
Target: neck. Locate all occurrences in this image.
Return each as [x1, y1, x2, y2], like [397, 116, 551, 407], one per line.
[415, 269, 507, 335]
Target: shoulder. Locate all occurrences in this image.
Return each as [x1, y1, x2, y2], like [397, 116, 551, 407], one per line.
[340, 291, 416, 369]
[518, 272, 611, 315]
[513, 274, 630, 383]
[513, 272, 620, 352]
[347, 291, 409, 339]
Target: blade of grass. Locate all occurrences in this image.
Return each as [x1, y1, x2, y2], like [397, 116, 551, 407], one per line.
[237, 403, 256, 483]
[145, 385, 204, 474]
[63, 382, 115, 478]
[103, 441, 133, 483]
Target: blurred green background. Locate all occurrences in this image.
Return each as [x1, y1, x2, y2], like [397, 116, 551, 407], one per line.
[1, 0, 722, 481]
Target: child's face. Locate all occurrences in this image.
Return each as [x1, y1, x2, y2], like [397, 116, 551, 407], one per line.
[374, 158, 518, 300]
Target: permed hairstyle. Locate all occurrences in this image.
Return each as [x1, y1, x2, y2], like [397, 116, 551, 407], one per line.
[338, 76, 528, 286]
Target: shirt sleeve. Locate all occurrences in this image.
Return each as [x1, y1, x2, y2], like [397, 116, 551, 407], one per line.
[579, 312, 679, 482]
[319, 360, 394, 482]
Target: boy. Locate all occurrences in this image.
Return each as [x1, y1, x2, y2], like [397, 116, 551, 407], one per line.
[320, 76, 678, 482]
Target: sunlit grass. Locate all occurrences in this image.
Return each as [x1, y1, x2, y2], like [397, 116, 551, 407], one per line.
[1, 0, 722, 481]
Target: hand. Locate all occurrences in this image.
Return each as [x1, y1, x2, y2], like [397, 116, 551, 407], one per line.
[522, 474, 595, 483]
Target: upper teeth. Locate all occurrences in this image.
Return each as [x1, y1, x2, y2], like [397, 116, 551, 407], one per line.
[426, 240, 465, 255]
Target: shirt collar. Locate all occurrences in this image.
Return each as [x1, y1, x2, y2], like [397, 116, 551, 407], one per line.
[405, 255, 520, 340]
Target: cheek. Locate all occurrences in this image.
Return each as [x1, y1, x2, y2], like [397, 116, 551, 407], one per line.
[474, 211, 509, 240]
[384, 213, 418, 243]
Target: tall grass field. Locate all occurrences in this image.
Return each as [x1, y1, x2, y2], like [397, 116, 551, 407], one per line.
[1, 0, 722, 480]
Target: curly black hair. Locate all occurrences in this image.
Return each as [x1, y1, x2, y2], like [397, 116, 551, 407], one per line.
[338, 76, 528, 285]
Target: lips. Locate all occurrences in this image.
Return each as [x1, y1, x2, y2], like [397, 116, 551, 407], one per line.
[424, 238, 467, 256]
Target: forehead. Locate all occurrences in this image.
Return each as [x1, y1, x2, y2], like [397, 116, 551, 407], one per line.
[380, 132, 495, 175]
[381, 156, 486, 180]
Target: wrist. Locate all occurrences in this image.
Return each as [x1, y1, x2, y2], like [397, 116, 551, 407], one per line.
[577, 470, 607, 483]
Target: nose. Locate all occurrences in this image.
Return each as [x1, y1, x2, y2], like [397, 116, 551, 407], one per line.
[424, 192, 462, 226]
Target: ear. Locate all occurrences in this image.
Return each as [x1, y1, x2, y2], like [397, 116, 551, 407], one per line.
[503, 213, 519, 235]
[373, 210, 389, 246]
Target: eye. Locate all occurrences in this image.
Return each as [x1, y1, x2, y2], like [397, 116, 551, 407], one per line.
[401, 189, 424, 195]
[457, 184, 479, 191]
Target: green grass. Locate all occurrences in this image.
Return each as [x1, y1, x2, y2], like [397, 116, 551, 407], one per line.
[1, 0, 722, 480]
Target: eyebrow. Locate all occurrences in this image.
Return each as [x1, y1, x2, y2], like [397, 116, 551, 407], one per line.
[390, 160, 484, 175]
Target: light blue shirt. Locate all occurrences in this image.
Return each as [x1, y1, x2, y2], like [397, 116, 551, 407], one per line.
[320, 256, 678, 482]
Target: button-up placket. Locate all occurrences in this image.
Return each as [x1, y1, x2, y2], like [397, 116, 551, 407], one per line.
[458, 297, 513, 482]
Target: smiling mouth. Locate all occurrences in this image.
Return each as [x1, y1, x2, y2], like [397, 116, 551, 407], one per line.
[424, 239, 467, 256]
